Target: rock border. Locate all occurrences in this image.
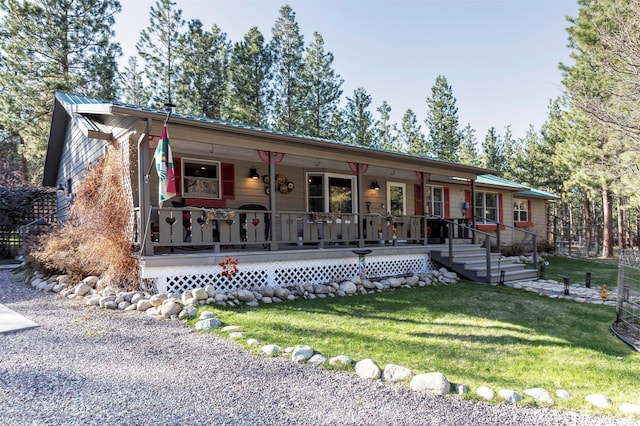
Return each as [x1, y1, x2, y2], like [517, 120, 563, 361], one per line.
[16, 267, 640, 418]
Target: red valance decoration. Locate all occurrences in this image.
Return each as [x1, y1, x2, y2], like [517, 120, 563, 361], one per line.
[415, 172, 431, 182]
[348, 162, 368, 175]
[257, 150, 285, 165]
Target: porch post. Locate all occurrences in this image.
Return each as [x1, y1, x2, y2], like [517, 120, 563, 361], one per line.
[422, 172, 428, 246]
[137, 119, 153, 256]
[471, 178, 477, 245]
[268, 151, 278, 251]
[357, 164, 365, 248]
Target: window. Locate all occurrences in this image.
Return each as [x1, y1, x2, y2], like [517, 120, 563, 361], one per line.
[182, 158, 220, 198]
[475, 191, 498, 223]
[426, 186, 443, 217]
[513, 199, 529, 223]
[387, 182, 406, 215]
[306, 173, 356, 213]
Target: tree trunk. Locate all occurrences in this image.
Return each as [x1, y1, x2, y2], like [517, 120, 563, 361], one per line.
[602, 189, 614, 257]
[584, 195, 591, 255]
[617, 195, 625, 250]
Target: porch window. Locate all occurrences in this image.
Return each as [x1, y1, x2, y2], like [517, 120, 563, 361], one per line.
[306, 173, 355, 213]
[387, 182, 406, 215]
[182, 158, 220, 198]
[426, 185, 443, 217]
[475, 191, 498, 223]
[513, 199, 529, 222]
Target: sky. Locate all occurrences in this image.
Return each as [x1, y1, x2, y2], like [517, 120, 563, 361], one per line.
[113, 0, 579, 142]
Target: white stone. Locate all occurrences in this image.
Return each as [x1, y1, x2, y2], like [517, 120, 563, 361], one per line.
[237, 289, 255, 302]
[229, 331, 244, 339]
[104, 301, 118, 310]
[355, 359, 381, 380]
[524, 388, 554, 405]
[195, 318, 222, 331]
[82, 276, 100, 288]
[329, 355, 353, 367]
[205, 285, 217, 297]
[178, 306, 197, 319]
[476, 386, 495, 400]
[246, 301, 260, 307]
[261, 344, 281, 356]
[74, 282, 92, 296]
[246, 338, 260, 346]
[406, 276, 420, 286]
[410, 372, 449, 395]
[199, 311, 215, 319]
[455, 384, 469, 394]
[160, 300, 183, 318]
[259, 286, 275, 297]
[261, 297, 272, 304]
[555, 389, 572, 400]
[498, 389, 523, 404]
[585, 393, 612, 408]
[86, 296, 101, 306]
[149, 294, 167, 307]
[291, 345, 314, 363]
[388, 277, 403, 288]
[339, 281, 357, 294]
[214, 293, 227, 302]
[192, 288, 208, 300]
[221, 325, 242, 332]
[313, 284, 331, 294]
[382, 364, 413, 382]
[620, 403, 640, 414]
[117, 301, 130, 310]
[308, 354, 327, 366]
[136, 299, 152, 311]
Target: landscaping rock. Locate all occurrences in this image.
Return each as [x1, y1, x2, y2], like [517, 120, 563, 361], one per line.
[273, 286, 290, 299]
[178, 306, 197, 319]
[339, 281, 357, 295]
[409, 373, 449, 395]
[620, 403, 640, 414]
[355, 359, 381, 380]
[555, 389, 572, 400]
[136, 299, 152, 311]
[195, 318, 221, 331]
[261, 344, 281, 356]
[192, 288, 208, 300]
[585, 394, 612, 408]
[149, 294, 167, 307]
[237, 289, 255, 302]
[476, 386, 495, 400]
[455, 384, 469, 395]
[329, 355, 353, 367]
[74, 282, 92, 297]
[498, 389, 523, 404]
[291, 345, 314, 363]
[308, 354, 327, 366]
[524, 388, 554, 405]
[382, 364, 413, 382]
[160, 300, 182, 318]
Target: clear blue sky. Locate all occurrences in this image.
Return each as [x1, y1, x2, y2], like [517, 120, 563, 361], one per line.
[114, 0, 578, 142]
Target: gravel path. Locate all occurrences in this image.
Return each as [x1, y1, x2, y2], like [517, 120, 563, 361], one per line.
[0, 270, 636, 426]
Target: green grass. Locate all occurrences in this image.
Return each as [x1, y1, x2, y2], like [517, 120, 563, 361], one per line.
[540, 256, 619, 288]
[192, 280, 640, 417]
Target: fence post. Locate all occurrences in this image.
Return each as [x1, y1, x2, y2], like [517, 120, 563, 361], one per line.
[531, 234, 538, 271]
[496, 222, 501, 252]
[485, 235, 492, 284]
[448, 223, 453, 267]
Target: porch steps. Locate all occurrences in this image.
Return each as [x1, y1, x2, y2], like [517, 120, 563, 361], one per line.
[429, 244, 538, 284]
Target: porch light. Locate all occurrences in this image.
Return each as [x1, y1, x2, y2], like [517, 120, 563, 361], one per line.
[249, 167, 259, 179]
[371, 180, 380, 191]
[56, 183, 65, 192]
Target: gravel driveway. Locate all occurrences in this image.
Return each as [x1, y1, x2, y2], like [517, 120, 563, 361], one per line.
[0, 270, 635, 426]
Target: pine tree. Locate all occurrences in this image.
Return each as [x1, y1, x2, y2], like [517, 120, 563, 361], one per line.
[480, 127, 505, 171]
[374, 100, 398, 151]
[0, 0, 122, 182]
[270, 5, 306, 132]
[118, 56, 151, 106]
[302, 32, 343, 138]
[344, 87, 374, 147]
[400, 109, 428, 156]
[136, 0, 184, 108]
[176, 20, 230, 118]
[227, 26, 272, 127]
[425, 75, 461, 162]
[458, 124, 479, 166]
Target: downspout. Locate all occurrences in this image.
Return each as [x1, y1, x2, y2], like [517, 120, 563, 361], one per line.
[137, 118, 153, 256]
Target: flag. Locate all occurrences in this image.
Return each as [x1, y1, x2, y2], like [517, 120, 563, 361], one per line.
[154, 124, 177, 206]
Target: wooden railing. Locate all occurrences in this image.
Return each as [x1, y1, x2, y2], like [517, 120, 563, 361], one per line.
[134, 207, 472, 254]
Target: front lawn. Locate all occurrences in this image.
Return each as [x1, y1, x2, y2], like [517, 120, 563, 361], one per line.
[195, 280, 639, 417]
[540, 256, 619, 288]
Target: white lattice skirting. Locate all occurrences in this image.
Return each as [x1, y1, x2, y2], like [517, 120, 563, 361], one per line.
[140, 251, 437, 295]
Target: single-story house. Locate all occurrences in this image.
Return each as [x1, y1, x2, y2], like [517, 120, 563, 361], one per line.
[43, 92, 556, 293]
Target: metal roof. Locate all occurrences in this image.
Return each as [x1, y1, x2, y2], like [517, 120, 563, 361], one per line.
[476, 174, 529, 189]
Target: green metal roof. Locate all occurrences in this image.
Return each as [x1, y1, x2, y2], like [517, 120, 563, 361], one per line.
[514, 188, 559, 199]
[476, 174, 529, 189]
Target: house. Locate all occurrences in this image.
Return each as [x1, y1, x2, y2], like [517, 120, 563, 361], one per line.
[43, 92, 556, 293]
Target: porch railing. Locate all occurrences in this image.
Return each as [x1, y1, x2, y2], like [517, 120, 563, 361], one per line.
[134, 207, 471, 254]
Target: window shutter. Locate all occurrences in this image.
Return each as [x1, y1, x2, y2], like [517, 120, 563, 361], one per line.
[221, 163, 235, 199]
[174, 157, 182, 196]
[444, 187, 450, 218]
[414, 184, 423, 215]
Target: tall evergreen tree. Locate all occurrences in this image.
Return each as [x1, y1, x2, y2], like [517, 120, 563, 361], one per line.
[227, 26, 272, 127]
[302, 32, 343, 138]
[176, 20, 230, 118]
[458, 124, 479, 166]
[400, 109, 428, 156]
[326, 109, 348, 143]
[118, 56, 151, 106]
[0, 0, 122, 182]
[136, 0, 184, 107]
[425, 75, 461, 162]
[270, 4, 306, 132]
[344, 87, 374, 147]
[480, 127, 505, 171]
[374, 100, 398, 151]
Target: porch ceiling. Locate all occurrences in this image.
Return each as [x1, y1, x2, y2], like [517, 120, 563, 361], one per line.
[170, 137, 475, 182]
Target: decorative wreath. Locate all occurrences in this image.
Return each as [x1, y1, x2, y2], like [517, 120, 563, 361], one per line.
[219, 256, 239, 279]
